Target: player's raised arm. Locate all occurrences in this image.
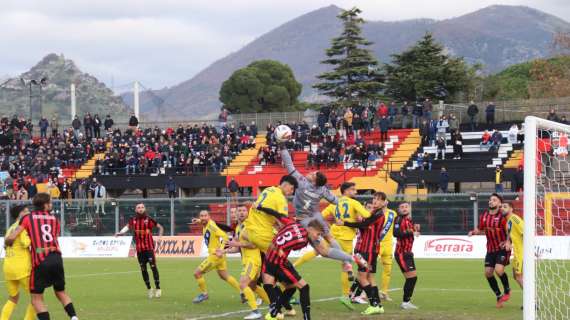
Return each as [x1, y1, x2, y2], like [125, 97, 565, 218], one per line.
[256, 205, 293, 225]
[279, 146, 304, 181]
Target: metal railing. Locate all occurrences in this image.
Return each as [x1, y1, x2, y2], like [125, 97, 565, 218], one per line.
[0, 192, 521, 237]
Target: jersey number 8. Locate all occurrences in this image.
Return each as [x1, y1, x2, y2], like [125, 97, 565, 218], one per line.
[41, 224, 54, 242]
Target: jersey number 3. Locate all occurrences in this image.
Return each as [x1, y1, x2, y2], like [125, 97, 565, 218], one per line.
[276, 231, 293, 246]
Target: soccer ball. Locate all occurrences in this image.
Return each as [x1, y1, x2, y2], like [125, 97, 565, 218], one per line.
[274, 125, 292, 142]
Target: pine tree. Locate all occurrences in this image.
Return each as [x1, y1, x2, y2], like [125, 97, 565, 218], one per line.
[313, 7, 382, 104]
[384, 33, 475, 102]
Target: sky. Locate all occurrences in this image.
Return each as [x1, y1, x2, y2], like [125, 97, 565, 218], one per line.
[1, 0, 569, 92]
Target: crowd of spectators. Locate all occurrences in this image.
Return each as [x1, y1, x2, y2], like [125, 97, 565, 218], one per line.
[96, 121, 258, 175]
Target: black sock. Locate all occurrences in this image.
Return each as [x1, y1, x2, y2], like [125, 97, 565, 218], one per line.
[141, 264, 151, 289]
[349, 280, 361, 298]
[271, 286, 286, 317]
[362, 285, 375, 306]
[403, 277, 417, 303]
[499, 273, 510, 294]
[371, 286, 381, 307]
[64, 303, 77, 317]
[37, 312, 50, 320]
[282, 288, 296, 311]
[487, 276, 502, 298]
[151, 265, 160, 289]
[299, 285, 311, 320]
[263, 284, 280, 317]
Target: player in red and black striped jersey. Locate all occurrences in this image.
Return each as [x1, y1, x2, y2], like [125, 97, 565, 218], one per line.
[337, 192, 387, 315]
[262, 219, 324, 320]
[393, 202, 420, 310]
[468, 193, 511, 307]
[116, 203, 164, 299]
[5, 193, 78, 320]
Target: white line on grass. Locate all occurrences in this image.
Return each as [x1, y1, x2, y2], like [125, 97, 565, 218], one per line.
[186, 289, 402, 320]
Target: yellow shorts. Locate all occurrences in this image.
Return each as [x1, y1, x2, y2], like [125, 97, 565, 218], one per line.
[241, 258, 262, 281]
[379, 242, 393, 265]
[337, 239, 353, 255]
[6, 277, 29, 297]
[198, 255, 228, 273]
[247, 230, 274, 253]
[512, 254, 523, 274]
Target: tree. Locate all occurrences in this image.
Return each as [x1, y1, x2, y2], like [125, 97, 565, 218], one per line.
[384, 33, 476, 102]
[219, 60, 302, 113]
[313, 7, 383, 104]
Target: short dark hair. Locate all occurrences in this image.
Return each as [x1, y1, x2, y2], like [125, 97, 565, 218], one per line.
[373, 191, 387, 201]
[340, 182, 355, 194]
[307, 219, 325, 233]
[10, 205, 27, 220]
[315, 172, 327, 187]
[32, 193, 51, 210]
[503, 202, 513, 209]
[280, 175, 298, 190]
[490, 193, 504, 203]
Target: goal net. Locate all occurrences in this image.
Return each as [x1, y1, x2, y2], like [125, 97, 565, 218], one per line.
[524, 116, 570, 320]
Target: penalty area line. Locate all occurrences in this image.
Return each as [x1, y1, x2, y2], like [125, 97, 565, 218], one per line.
[187, 288, 402, 320]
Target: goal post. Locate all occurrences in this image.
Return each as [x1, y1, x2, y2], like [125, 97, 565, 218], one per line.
[523, 116, 570, 320]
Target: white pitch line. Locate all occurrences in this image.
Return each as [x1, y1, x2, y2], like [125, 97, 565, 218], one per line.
[186, 289, 402, 320]
[0, 270, 139, 284]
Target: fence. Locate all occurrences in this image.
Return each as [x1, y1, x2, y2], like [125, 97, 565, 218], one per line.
[0, 193, 520, 237]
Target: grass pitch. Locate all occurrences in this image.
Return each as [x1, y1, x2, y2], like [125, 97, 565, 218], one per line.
[0, 258, 522, 319]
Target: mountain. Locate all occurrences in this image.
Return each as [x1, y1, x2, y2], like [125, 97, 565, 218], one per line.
[0, 54, 129, 121]
[138, 5, 570, 119]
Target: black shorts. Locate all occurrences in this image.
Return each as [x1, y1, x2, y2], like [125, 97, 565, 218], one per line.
[263, 260, 302, 284]
[30, 252, 65, 294]
[485, 250, 510, 268]
[137, 250, 156, 266]
[395, 252, 416, 273]
[356, 251, 378, 273]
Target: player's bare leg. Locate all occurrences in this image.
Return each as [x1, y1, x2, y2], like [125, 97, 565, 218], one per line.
[513, 270, 523, 289]
[400, 270, 418, 310]
[54, 290, 78, 320]
[494, 264, 511, 307]
[193, 269, 209, 303]
[217, 269, 241, 294]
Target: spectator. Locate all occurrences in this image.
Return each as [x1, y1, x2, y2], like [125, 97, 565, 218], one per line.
[343, 108, 353, 135]
[428, 118, 437, 146]
[419, 119, 430, 146]
[512, 165, 524, 192]
[485, 102, 496, 125]
[422, 152, 432, 170]
[423, 98, 433, 120]
[436, 116, 449, 142]
[46, 180, 60, 199]
[165, 176, 177, 198]
[490, 129, 503, 152]
[93, 181, 106, 214]
[377, 102, 388, 118]
[250, 121, 258, 137]
[51, 113, 59, 137]
[84, 113, 93, 139]
[436, 137, 446, 160]
[388, 102, 398, 128]
[561, 116, 569, 125]
[401, 101, 410, 129]
[129, 113, 139, 129]
[218, 108, 229, 128]
[379, 116, 390, 142]
[317, 109, 328, 132]
[27, 181, 37, 198]
[93, 114, 102, 138]
[467, 101, 479, 131]
[72, 116, 81, 138]
[439, 167, 449, 193]
[38, 117, 49, 138]
[495, 166, 503, 193]
[104, 115, 114, 133]
[352, 114, 362, 139]
[16, 186, 28, 200]
[412, 101, 423, 128]
[228, 177, 240, 198]
[480, 130, 492, 150]
[451, 130, 463, 159]
[395, 170, 407, 198]
[448, 114, 459, 133]
[361, 107, 372, 134]
[547, 108, 559, 122]
[508, 124, 519, 145]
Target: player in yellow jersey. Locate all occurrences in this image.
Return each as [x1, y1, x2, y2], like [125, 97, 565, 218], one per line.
[1, 205, 36, 320]
[244, 175, 298, 253]
[294, 182, 371, 310]
[192, 210, 241, 304]
[502, 202, 524, 290]
[378, 198, 397, 301]
[226, 204, 271, 320]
